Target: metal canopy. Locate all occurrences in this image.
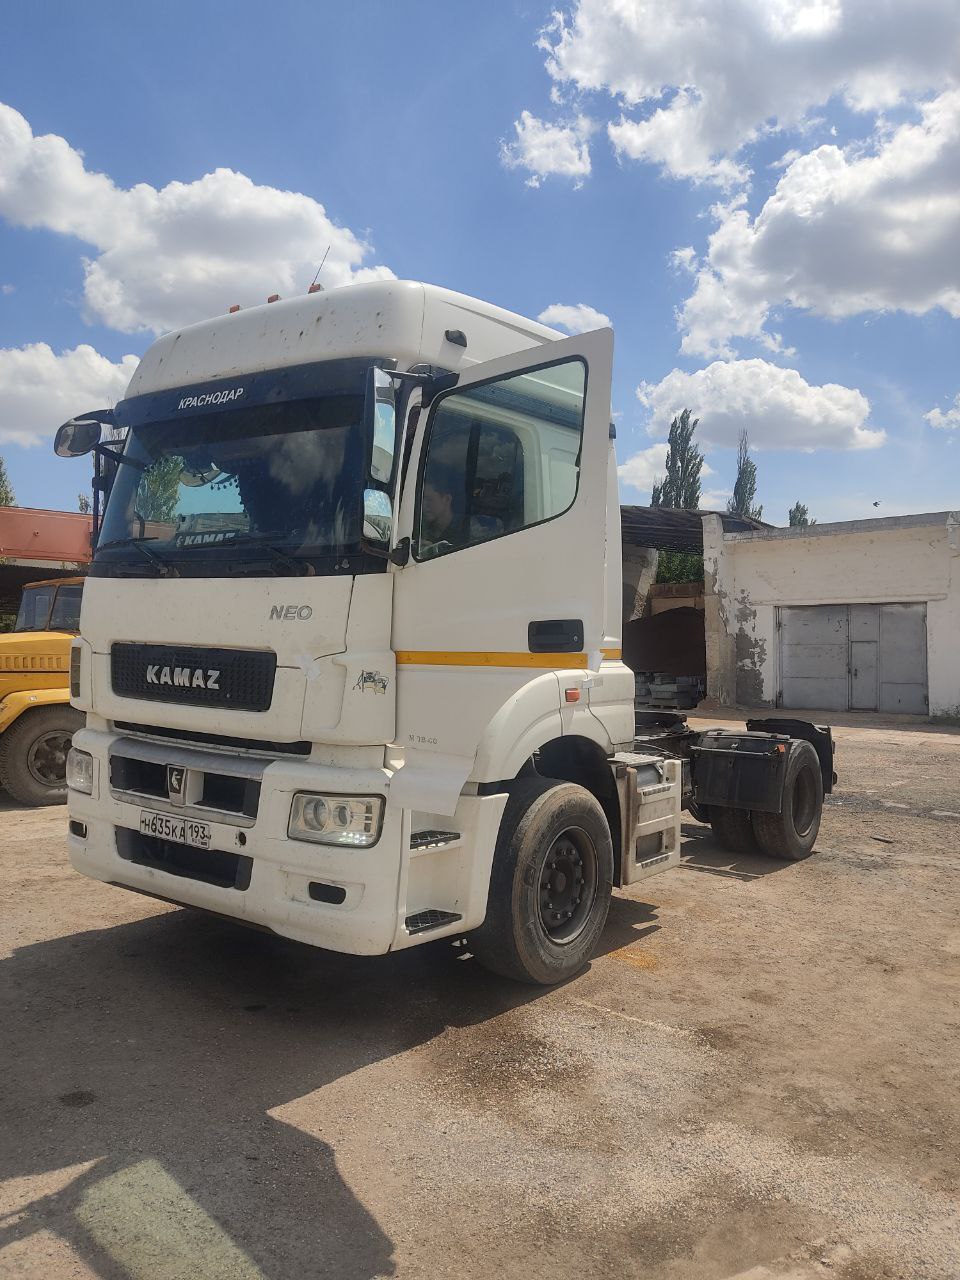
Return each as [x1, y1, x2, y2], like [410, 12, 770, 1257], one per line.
[620, 506, 767, 552]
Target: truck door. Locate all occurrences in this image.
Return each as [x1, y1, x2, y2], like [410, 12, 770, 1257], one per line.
[390, 330, 614, 803]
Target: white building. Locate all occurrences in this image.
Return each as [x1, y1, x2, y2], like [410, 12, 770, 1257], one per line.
[702, 510, 960, 717]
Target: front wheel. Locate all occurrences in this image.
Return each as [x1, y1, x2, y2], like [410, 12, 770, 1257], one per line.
[0, 706, 84, 806]
[468, 778, 614, 985]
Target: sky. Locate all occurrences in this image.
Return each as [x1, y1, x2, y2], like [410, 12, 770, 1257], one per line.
[0, 0, 958, 524]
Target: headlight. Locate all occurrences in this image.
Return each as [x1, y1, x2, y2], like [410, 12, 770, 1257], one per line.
[66, 747, 95, 795]
[288, 793, 384, 847]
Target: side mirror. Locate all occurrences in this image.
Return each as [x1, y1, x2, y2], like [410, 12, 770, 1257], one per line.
[367, 367, 397, 483]
[362, 488, 393, 544]
[53, 409, 115, 457]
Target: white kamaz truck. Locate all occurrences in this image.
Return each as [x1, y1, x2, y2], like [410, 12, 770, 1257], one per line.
[56, 281, 833, 984]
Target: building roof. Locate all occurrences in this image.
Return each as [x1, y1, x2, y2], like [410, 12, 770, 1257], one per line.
[723, 510, 959, 542]
[620, 505, 767, 552]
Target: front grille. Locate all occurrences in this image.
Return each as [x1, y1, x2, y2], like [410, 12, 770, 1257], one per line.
[111, 643, 276, 712]
[113, 722, 310, 756]
[110, 744, 262, 820]
[110, 755, 167, 800]
[115, 827, 252, 890]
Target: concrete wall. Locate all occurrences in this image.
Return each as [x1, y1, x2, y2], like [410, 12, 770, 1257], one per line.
[703, 512, 960, 716]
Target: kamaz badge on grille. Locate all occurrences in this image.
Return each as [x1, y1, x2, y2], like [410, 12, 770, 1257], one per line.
[146, 665, 221, 690]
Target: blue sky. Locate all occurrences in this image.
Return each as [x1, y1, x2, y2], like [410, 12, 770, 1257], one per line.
[1, 0, 958, 523]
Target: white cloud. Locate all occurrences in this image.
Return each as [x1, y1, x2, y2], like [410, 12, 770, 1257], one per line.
[617, 442, 668, 493]
[925, 393, 960, 430]
[537, 302, 611, 333]
[617, 439, 715, 496]
[637, 358, 884, 451]
[677, 90, 960, 355]
[537, 0, 960, 185]
[0, 343, 139, 446]
[701, 487, 734, 510]
[501, 112, 593, 186]
[0, 102, 394, 336]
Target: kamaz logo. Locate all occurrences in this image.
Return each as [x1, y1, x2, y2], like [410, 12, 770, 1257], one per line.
[269, 605, 313, 621]
[146, 665, 221, 690]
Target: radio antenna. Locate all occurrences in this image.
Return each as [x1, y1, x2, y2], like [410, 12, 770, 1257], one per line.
[310, 245, 331, 290]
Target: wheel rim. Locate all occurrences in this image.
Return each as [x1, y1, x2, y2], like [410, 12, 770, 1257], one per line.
[537, 826, 599, 946]
[792, 765, 818, 836]
[26, 731, 72, 788]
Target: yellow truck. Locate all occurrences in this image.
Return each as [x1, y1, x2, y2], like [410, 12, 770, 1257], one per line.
[0, 577, 85, 805]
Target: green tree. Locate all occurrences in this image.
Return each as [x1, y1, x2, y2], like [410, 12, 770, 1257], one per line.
[788, 500, 816, 528]
[649, 408, 705, 584]
[0, 454, 15, 506]
[651, 408, 703, 509]
[727, 430, 763, 521]
[136, 456, 183, 523]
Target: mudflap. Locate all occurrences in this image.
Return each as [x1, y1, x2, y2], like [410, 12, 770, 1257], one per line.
[746, 717, 837, 794]
[689, 731, 793, 815]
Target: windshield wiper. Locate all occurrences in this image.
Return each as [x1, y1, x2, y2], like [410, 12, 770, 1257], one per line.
[216, 533, 317, 577]
[96, 536, 179, 577]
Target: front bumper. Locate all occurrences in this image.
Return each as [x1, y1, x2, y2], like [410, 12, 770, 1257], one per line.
[66, 726, 506, 955]
[68, 726, 409, 955]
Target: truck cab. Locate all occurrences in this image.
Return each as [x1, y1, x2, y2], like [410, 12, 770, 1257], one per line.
[56, 281, 826, 983]
[0, 577, 85, 804]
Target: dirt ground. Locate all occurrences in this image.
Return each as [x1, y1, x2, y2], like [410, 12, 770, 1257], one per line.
[1, 712, 959, 1280]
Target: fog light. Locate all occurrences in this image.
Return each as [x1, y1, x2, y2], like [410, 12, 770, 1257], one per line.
[288, 793, 384, 847]
[66, 747, 94, 794]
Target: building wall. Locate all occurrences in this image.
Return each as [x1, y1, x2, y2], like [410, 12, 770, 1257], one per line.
[703, 513, 960, 716]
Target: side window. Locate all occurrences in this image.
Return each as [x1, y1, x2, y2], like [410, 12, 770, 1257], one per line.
[414, 357, 585, 560]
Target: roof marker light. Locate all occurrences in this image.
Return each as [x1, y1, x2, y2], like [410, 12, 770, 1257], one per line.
[267, 294, 280, 304]
[228, 304, 241, 314]
[564, 689, 581, 703]
[308, 283, 324, 294]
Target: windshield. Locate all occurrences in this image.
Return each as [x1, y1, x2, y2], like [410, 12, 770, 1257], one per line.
[15, 583, 83, 632]
[14, 585, 55, 632]
[96, 392, 371, 576]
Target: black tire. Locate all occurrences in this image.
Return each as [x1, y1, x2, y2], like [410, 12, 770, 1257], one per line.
[687, 801, 711, 824]
[467, 777, 614, 985]
[710, 805, 761, 854]
[0, 706, 84, 806]
[752, 740, 823, 860]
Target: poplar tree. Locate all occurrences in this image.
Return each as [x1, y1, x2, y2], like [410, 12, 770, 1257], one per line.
[650, 409, 703, 509]
[727, 430, 763, 521]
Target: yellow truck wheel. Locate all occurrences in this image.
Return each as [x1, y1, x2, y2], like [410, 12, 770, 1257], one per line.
[0, 706, 85, 807]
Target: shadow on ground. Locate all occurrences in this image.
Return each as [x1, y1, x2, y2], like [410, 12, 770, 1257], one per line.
[0, 890, 657, 1279]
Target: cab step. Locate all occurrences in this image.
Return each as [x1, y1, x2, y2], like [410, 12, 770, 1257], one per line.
[410, 830, 460, 851]
[405, 909, 463, 935]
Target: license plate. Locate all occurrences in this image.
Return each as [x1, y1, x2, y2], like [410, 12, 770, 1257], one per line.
[139, 810, 212, 849]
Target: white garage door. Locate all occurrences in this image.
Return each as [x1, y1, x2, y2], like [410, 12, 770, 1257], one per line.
[779, 603, 927, 713]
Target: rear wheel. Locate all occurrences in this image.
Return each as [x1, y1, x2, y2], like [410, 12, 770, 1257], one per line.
[0, 706, 84, 806]
[710, 805, 760, 855]
[468, 777, 614, 985]
[752, 741, 823, 860]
